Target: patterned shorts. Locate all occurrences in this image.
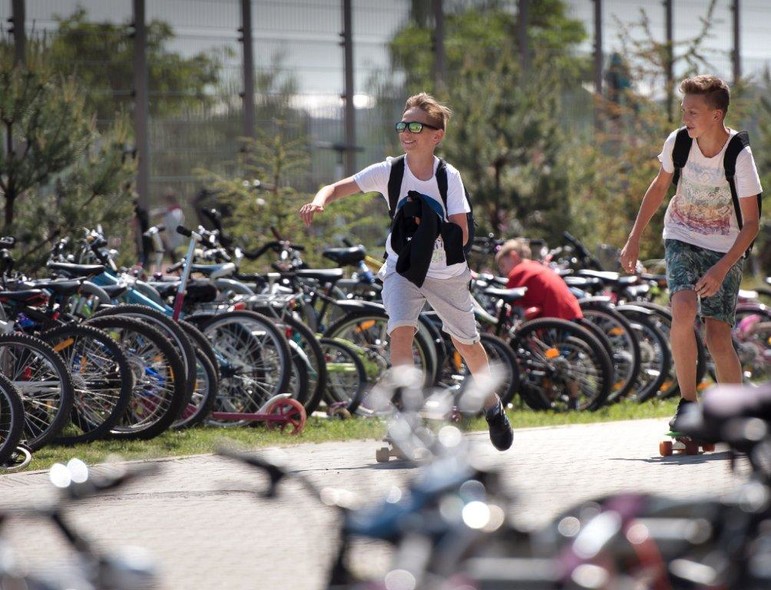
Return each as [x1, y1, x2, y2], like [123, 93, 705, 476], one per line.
[664, 239, 744, 326]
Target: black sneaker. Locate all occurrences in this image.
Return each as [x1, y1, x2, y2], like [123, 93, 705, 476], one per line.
[669, 398, 696, 432]
[486, 401, 513, 451]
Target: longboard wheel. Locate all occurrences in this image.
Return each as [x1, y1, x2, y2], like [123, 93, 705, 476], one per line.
[702, 443, 715, 453]
[375, 447, 390, 463]
[659, 440, 673, 456]
[328, 406, 351, 420]
[684, 440, 699, 455]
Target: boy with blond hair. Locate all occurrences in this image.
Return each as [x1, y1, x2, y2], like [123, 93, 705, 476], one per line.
[300, 93, 513, 451]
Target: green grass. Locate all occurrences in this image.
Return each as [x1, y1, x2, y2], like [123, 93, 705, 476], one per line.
[9, 398, 678, 474]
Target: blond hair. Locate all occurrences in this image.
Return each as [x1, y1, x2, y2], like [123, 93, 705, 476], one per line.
[404, 92, 451, 130]
[495, 238, 531, 265]
[679, 75, 730, 113]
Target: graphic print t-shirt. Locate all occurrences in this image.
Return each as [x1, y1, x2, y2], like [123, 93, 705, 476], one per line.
[659, 128, 762, 253]
[353, 155, 470, 280]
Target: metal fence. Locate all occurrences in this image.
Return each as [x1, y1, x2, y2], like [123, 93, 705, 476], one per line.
[2, 0, 770, 215]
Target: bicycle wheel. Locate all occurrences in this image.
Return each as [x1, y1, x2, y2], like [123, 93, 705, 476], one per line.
[733, 304, 771, 384]
[323, 310, 436, 389]
[287, 347, 310, 409]
[0, 373, 24, 466]
[578, 301, 641, 404]
[180, 319, 219, 378]
[273, 314, 327, 415]
[171, 321, 220, 429]
[510, 318, 613, 412]
[41, 323, 133, 444]
[417, 311, 451, 387]
[199, 310, 292, 427]
[172, 347, 219, 429]
[616, 306, 673, 403]
[319, 337, 368, 414]
[478, 333, 521, 407]
[91, 304, 197, 410]
[86, 315, 187, 440]
[0, 333, 76, 451]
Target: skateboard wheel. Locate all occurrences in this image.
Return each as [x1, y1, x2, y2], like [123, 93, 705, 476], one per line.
[659, 440, 673, 456]
[702, 443, 715, 453]
[684, 440, 699, 455]
[375, 447, 390, 463]
[328, 406, 351, 420]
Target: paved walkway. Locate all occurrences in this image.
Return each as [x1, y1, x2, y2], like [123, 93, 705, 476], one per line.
[0, 418, 750, 589]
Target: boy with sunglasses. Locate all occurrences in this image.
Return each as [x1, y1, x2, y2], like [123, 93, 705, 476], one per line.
[299, 92, 513, 451]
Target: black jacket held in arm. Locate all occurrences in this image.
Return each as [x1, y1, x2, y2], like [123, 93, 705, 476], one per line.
[390, 191, 466, 287]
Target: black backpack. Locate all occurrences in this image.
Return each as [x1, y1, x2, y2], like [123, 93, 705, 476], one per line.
[671, 126, 762, 258]
[387, 155, 475, 257]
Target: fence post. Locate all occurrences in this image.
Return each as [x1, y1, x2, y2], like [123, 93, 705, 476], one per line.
[240, 0, 256, 141]
[341, 0, 356, 176]
[132, 0, 151, 210]
[732, 0, 742, 86]
[10, 0, 25, 65]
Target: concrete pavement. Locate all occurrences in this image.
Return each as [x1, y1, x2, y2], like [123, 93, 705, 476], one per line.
[0, 418, 751, 589]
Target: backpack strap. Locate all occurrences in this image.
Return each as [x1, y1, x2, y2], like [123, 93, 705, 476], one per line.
[723, 130, 750, 229]
[387, 155, 406, 219]
[435, 158, 449, 210]
[671, 126, 692, 188]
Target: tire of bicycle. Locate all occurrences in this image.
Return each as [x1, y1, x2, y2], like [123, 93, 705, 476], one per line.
[286, 346, 310, 412]
[578, 301, 642, 404]
[0, 372, 25, 466]
[431, 331, 520, 408]
[170, 320, 220, 429]
[627, 301, 707, 400]
[0, 332, 77, 451]
[40, 323, 134, 445]
[734, 320, 771, 384]
[172, 346, 219, 429]
[731, 303, 771, 384]
[416, 311, 449, 386]
[478, 332, 521, 407]
[615, 306, 672, 403]
[318, 337, 368, 414]
[179, 319, 219, 379]
[510, 317, 613, 412]
[273, 313, 327, 414]
[198, 310, 292, 427]
[91, 304, 197, 411]
[85, 315, 187, 440]
[574, 316, 616, 380]
[323, 310, 436, 389]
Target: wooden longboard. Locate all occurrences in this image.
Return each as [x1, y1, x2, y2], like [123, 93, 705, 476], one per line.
[659, 431, 716, 456]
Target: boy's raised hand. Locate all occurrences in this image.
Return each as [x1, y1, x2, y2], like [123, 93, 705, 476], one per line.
[299, 202, 324, 226]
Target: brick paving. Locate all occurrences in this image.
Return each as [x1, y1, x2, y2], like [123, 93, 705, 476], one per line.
[0, 418, 750, 589]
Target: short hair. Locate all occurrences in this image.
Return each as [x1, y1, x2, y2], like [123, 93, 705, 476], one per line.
[679, 75, 730, 113]
[403, 93, 451, 130]
[495, 238, 532, 265]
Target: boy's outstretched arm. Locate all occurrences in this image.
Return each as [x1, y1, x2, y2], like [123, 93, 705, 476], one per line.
[620, 166, 673, 272]
[299, 177, 360, 226]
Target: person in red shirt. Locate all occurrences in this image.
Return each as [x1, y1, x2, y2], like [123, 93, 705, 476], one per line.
[494, 238, 583, 321]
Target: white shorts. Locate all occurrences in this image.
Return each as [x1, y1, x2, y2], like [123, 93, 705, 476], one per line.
[381, 268, 480, 345]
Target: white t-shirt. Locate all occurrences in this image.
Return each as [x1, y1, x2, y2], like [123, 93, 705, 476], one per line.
[659, 128, 762, 253]
[353, 155, 470, 279]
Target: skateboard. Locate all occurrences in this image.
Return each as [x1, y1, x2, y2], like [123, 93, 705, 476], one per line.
[659, 431, 716, 456]
[374, 436, 431, 463]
